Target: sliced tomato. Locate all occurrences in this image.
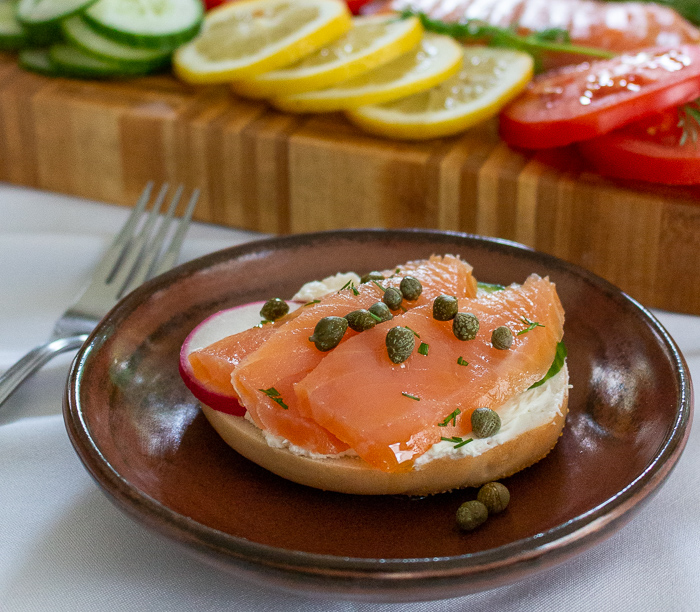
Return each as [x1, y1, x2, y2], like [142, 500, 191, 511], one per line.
[500, 46, 700, 149]
[578, 106, 700, 185]
[345, 0, 375, 14]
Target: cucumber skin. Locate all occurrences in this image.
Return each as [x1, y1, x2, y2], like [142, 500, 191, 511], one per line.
[16, 0, 100, 27]
[82, 7, 203, 51]
[49, 43, 168, 79]
[18, 47, 59, 75]
[60, 18, 171, 72]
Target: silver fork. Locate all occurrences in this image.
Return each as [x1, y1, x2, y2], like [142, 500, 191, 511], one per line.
[0, 182, 200, 407]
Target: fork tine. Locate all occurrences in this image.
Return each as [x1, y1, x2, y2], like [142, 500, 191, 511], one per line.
[124, 185, 183, 291]
[116, 185, 199, 298]
[90, 182, 154, 284]
[110, 183, 170, 297]
[151, 187, 200, 277]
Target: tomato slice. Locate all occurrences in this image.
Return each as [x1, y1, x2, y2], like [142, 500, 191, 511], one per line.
[345, 0, 375, 13]
[500, 46, 700, 149]
[577, 106, 700, 185]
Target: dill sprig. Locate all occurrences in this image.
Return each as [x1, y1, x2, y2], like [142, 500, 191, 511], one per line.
[401, 11, 615, 72]
[517, 317, 545, 335]
[679, 99, 700, 146]
[440, 435, 473, 449]
[438, 408, 461, 427]
[259, 387, 288, 409]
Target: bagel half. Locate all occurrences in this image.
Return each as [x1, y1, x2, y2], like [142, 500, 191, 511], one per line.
[200, 364, 569, 496]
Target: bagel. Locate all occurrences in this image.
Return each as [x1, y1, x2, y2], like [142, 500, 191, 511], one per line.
[200, 364, 569, 496]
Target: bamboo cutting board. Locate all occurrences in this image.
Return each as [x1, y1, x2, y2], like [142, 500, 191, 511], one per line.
[1, 52, 699, 315]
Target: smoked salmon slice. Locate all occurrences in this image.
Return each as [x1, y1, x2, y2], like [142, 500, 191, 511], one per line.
[294, 274, 564, 472]
[390, 0, 700, 60]
[230, 255, 477, 455]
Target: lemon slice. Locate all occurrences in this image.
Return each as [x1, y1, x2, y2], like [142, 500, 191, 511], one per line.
[346, 47, 534, 140]
[173, 0, 352, 84]
[231, 14, 424, 98]
[271, 32, 463, 113]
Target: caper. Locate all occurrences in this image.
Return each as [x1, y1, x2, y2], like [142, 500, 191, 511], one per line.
[369, 301, 393, 323]
[452, 312, 479, 341]
[385, 326, 415, 364]
[345, 309, 376, 332]
[491, 325, 513, 350]
[260, 298, 289, 322]
[471, 407, 501, 438]
[308, 316, 348, 352]
[456, 500, 488, 532]
[361, 271, 385, 284]
[477, 482, 510, 514]
[433, 295, 458, 321]
[399, 276, 422, 301]
[382, 287, 403, 311]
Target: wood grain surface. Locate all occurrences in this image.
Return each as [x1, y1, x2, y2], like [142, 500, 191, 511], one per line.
[1, 52, 698, 315]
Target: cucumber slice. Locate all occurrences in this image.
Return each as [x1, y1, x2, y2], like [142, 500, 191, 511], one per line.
[83, 0, 202, 50]
[61, 15, 170, 69]
[16, 0, 98, 26]
[0, 1, 28, 49]
[18, 47, 58, 74]
[49, 42, 157, 78]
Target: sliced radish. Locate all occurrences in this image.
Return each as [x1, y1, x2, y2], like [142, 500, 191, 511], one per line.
[179, 301, 300, 415]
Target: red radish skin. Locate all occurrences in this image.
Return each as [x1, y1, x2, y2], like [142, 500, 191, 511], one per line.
[179, 301, 300, 415]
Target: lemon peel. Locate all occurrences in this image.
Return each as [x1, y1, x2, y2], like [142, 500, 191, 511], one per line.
[173, 0, 352, 84]
[271, 32, 463, 113]
[346, 46, 534, 140]
[231, 14, 424, 98]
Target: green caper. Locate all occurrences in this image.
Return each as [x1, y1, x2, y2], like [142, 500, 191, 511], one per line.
[385, 326, 415, 364]
[452, 312, 479, 341]
[471, 407, 501, 438]
[399, 276, 422, 301]
[308, 316, 348, 352]
[361, 271, 385, 284]
[456, 500, 489, 532]
[491, 326, 513, 350]
[345, 309, 377, 332]
[382, 287, 403, 311]
[260, 298, 289, 321]
[369, 301, 393, 322]
[477, 482, 510, 514]
[433, 295, 458, 321]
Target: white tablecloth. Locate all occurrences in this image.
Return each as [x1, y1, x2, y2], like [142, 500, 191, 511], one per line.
[1, 183, 698, 612]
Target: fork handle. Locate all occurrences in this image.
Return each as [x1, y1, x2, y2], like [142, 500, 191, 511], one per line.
[0, 335, 89, 407]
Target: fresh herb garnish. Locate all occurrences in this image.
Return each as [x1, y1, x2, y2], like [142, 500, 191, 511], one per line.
[438, 408, 461, 427]
[441, 435, 473, 449]
[529, 342, 567, 389]
[679, 99, 700, 146]
[338, 279, 360, 296]
[259, 387, 288, 409]
[457, 356, 469, 366]
[406, 326, 420, 338]
[518, 317, 545, 335]
[372, 280, 386, 293]
[402, 11, 614, 72]
[402, 392, 420, 401]
[368, 310, 383, 322]
[477, 281, 505, 293]
[304, 299, 321, 306]
[418, 342, 429, 356]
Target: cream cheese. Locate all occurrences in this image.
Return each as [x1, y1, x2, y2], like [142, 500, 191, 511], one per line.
[414, 366, 569, 467]
[292, 272, 362, 302]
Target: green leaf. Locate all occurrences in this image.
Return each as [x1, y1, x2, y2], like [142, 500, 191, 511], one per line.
[529, 342, 567, 389]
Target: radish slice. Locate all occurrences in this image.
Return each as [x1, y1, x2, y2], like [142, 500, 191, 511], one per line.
[179, 301, 300, 415]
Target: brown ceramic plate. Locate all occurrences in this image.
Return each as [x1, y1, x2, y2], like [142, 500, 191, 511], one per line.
[64, 230, 692, 602]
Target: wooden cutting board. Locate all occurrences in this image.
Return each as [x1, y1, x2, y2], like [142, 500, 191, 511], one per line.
[1, 52, 699, 315]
